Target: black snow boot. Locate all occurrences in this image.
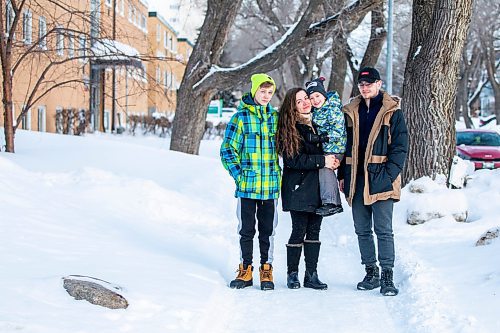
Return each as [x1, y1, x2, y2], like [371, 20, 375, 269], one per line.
[380, 268, 399, 296]
[287, 272, 300, 289]
[315, 204, 343, 217]
[286, 244, 302, 289]
[357, 264, 380, 290]
[304, 270, 328, 290]
[303, 241, 327, 290]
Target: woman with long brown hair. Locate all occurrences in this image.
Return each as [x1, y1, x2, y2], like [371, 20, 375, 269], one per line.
[277, 88, 339, 289]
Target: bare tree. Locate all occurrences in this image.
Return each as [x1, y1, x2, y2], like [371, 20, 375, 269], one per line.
[170, 0, 382, 155]
[402, 0, 474, 183]
[0, 0, 174, 152]
[348, 1, 386, 97]
[478, 0, 500, 123]
[454, 0, 500, 127]
[455, 40, 482, 128]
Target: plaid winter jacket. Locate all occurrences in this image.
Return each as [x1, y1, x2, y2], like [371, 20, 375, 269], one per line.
[220, 93, 281, 200]
[312, 91, 346, 155]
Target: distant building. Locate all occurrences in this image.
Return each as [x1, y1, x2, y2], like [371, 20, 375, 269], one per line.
[147, 11, 192, 116]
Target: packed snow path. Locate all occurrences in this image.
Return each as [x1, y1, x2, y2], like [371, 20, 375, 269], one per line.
[0, 131, 498, 332]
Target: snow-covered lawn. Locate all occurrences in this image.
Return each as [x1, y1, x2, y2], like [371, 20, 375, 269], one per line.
[0, 130, 499, 332]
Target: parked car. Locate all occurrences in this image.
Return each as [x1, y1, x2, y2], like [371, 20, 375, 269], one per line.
[456, 129, 500, 169]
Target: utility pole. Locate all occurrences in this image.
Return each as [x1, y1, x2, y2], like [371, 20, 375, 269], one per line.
[386, 0, 394, 94]
[111, 0, 117, 132]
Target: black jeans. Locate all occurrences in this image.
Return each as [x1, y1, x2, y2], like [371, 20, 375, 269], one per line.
[288, 210, 322, 244]
[237, 198, 277, 266]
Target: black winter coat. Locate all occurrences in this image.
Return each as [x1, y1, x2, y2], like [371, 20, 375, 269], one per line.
[339, 91, 408, 206]
[281, 122, 326, 212]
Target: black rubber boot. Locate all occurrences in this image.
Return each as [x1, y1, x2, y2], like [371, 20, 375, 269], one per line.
[287, 271, 300, 289]
[315, 204, 343, 217]
[380, 268, 399, 296]
[303, 241, 327, 290]
[357, 264, 380, 290]
[304, 270, 328, 290]
[286, 244, 302, 289]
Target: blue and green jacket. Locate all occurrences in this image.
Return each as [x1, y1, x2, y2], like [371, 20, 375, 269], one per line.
[220, 93, 281, 200]
[312, 91, 347, 155]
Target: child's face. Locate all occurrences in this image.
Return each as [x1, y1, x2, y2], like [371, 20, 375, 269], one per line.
[254, 86, 275, 106]
[309, 92, 326, 108]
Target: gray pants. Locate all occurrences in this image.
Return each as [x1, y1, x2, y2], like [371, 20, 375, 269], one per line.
[352, 175, 395, 269]
[319, 154, 342, 205]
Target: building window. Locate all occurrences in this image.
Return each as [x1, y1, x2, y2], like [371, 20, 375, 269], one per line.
[105, 0, 111, 7]
[156, 66, 161, 84]
[38, 16, 47, 49]
[164, 31, 168, 49]
[22, 10, 32, 44]
[168, 72, 174, 90]
[167, 71, 169, 93]
[56, 26, 64, 56]
[156, 24, 161, 42]
[104, 111, 110, 132]
[79, 35, 86, 62]
[21, 106, 32, 131]
[120, 0, 125, 16]
[38, 106, 46, 132]
[169, 35, 175, 52]
[5, 0, 14, 35]
[68, 32, 74, 57]
[90, 0, 100, 39]
[141, 15, 146, 30]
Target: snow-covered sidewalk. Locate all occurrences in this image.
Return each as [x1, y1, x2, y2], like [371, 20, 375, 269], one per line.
[0, 130, 498, 332]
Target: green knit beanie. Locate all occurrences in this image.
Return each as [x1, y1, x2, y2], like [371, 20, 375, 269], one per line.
[251, 73, 276, 97]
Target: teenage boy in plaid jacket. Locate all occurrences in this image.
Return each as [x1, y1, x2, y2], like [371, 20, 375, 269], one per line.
[220, 73, 281, 291]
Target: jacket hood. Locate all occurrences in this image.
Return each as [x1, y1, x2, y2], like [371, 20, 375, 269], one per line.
[239, 92, 276, 116]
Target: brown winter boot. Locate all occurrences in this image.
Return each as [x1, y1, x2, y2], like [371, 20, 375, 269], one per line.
[229, 264, 253, 289]
[259, 263, 274, 291]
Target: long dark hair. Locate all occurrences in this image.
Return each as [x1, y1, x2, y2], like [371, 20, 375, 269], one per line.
[277, 88, 304, 159]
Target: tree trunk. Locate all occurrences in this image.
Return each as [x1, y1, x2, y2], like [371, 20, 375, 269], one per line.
[493, 87, 500, 125]
[1, 36, 15, 153]
[170, 0, 244, 154]
[2, 73, 15, 153]
[455, 49, 474, 128]
[328, 32, 347, 98]
[483, 39, 500, 125]
[402, 0, 473, 184]
[350, 2, 386, 97]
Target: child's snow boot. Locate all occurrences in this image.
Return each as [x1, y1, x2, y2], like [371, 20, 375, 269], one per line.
[259, 263, 274, 290]
[229, 264, 253, 289]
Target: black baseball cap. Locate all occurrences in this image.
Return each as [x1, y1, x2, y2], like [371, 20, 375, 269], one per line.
[357, 67, 381, 83]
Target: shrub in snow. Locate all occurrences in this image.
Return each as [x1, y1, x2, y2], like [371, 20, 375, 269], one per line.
[406, 177, 468, 225]
[475, 228, 500, 246]
[63, 276, 128, 309]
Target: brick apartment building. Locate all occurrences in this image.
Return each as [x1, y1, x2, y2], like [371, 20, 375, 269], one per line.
[0, 0, 192, 134]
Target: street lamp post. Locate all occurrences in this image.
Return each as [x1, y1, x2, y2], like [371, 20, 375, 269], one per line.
[386, 0, 394, 94]
[111, 0, 116, 132]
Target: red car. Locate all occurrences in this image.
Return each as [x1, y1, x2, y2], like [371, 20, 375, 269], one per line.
[456, 129, 500, 169]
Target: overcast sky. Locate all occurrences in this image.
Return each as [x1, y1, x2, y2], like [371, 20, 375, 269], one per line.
[147, 0, 204, 41]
